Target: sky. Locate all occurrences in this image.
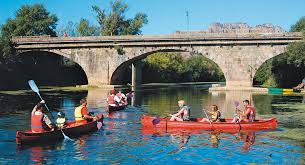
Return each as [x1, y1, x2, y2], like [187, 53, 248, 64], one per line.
[0, 0, 304, 35]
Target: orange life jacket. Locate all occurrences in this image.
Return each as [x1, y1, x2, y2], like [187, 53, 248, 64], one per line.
[246, 105, 256, 122]
[108, 95, 115, 104]
[31, 112, 45, 132]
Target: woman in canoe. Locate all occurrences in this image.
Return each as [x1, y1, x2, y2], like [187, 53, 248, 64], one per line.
[31, 100, 54, 132]
[169, 100, 190, 121]
[199, 105, 221, 122]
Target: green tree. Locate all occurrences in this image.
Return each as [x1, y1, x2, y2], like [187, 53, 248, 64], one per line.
[92, 0, 148, 36]
[57, 21, 77, 37]
[144, 52, 185, 82]
[0, 4, 58, 61]
[140, 52, 225, 83]
[254, 17, 305, 87]
[77, 18, 99, 36]
[3, 4, 58, 37]
[290, 16, 305, 32]
[185, 56, 225, 82]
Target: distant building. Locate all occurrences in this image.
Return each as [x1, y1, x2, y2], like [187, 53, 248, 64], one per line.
[175, 22, 285, 34]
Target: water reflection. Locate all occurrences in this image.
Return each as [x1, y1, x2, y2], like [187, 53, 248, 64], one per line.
[73, 135, 90, 161]
[142, 127, 258, 152]
[131, 89, 143, 107]
[30, 146, 46, 165]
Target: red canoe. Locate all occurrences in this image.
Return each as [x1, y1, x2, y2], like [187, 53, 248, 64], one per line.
[141, 115, 277, 131]
[16, 114, 103, 145]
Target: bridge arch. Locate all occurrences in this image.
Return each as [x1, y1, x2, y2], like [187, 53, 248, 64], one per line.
[17, 50, 88, 85]
[253, 50, 303, 88]
[110, 48, 226, 85]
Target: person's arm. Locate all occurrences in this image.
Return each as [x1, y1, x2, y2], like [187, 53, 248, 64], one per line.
[31, 105, 37, 115]
[31, 100, 45, 115]
[43, 115, 54, 130]
[171, 108, 184, 117]
[82, 107, 97, 120]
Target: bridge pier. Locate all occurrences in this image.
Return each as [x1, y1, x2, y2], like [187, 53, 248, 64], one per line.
[132, 61, 142, 90]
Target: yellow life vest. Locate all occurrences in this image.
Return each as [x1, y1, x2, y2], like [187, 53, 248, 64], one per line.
[75, 105, 84, 121]
[210, 111, 220, 122]
[56, 117, 66, 127]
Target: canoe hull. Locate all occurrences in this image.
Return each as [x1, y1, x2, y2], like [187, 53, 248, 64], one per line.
[108, 105, 126, 111]
[141, 115, 277, 131]
[16, 114, 103, 145]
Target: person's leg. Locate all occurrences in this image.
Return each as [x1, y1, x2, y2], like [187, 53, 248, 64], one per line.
[200, 118, 209, 122]
[175, 117, 183, 122]
[231, 116, 240, 123]
[170, 115, 175, 121]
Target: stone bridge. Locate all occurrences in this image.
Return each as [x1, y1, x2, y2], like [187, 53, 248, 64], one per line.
[12, 32, 302, 89]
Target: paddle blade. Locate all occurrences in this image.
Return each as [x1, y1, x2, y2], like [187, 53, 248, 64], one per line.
[28, 80, 39, 93]
[234, 101, 240, 107]
[152, 116, 161, 125]
[97, 121, 103, 130]
[96, 114, 103, 130]
[61, 129, 73, 141]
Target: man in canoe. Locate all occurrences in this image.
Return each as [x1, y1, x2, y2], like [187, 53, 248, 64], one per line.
[31, 100, 54, 132]
[75, 98, 97, 122]
[199, 105, 221, 122]
[232, 100, 256, 123]
[293, 77, 305, 90]
[169, 100, 190, 121]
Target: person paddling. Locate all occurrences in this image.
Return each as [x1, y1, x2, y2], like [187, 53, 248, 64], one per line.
[200, 105, 221, 122]
[31, 100, 54, 132]
[232, 100, 256, 123]
[169, 100, 190, 121]
[74, 98, 97, 122]
[107, 89, 121, 107]
[116, 90, 127, 105]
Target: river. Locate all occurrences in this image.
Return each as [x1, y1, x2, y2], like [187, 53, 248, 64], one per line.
[0, 83, 304, 164]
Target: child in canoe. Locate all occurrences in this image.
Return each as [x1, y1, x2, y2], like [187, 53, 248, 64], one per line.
[56, 112, 67, 129]
[200, 105, 221, 122]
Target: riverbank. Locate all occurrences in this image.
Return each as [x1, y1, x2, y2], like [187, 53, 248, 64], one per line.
[209, 86, 268, 92]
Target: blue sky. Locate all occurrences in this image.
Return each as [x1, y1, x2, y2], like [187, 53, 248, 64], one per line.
[0, 0, 304, 34]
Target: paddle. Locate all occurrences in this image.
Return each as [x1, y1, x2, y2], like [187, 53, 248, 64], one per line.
[202, 109, 213, 130]
[28, 80, 54, 119]
[28, 80, 72, 141]
[152, 116, 161, 125]
[234, 101, 242, 131]
[96, 114, 103, 130]
[152, 116, 168, 133]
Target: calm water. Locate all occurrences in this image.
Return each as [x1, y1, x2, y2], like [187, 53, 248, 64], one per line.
[0, 84, 304, 164]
